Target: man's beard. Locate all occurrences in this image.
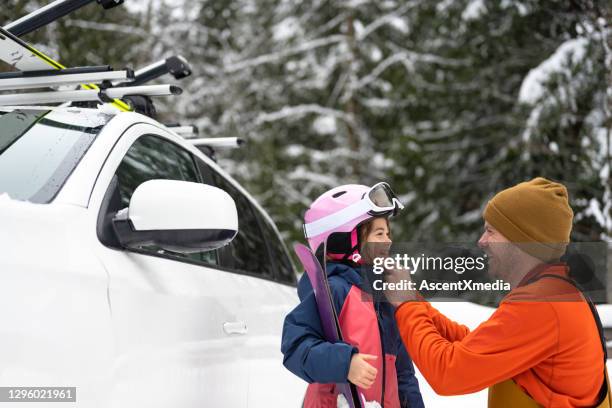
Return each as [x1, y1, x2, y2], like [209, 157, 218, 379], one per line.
[486, 244, 521, 284]
[486, 252, 504, 280]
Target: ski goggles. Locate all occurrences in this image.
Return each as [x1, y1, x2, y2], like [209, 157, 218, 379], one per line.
[303, 182, 404, 238]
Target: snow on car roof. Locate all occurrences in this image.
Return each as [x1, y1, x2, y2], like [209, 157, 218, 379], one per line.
[0, 104, 119, 127]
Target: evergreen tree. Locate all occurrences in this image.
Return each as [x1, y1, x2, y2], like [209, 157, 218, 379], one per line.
[3, 0, 610, 250]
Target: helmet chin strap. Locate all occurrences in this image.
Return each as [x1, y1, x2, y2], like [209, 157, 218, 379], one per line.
[336, 228, 363, 265]
[342, 247, 363, 264]
[351, 228, 363, 264]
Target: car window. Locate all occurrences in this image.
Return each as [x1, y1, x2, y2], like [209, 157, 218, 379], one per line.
[0, 108, 108, 203]
[116, 135, 199, 207]
[258, 217, 296, 285]
[210, 171, 274, 279]
[115, 134, 216, 265]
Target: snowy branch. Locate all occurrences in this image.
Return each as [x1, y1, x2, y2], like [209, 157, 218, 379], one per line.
[64, 20, 148, 37]
[306, 12, 348, 40]
[353, 52, 414, 90]
[406, 115, 520, 143]
[357, 0, 421, 41]
[223, 35, 346, 73]
[255, 104, 354, 126]
[287, 166, 341, 188]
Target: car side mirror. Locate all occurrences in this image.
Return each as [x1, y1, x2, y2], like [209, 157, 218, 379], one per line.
[112, 179, 238, 253]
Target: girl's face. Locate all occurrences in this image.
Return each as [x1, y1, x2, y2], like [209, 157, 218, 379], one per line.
[360, 217, 392, 264]
[364, 217, 392, 244]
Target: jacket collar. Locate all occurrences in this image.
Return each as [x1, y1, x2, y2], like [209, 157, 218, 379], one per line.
[326, 261, 363, 286]
[517, 262, 569, 288]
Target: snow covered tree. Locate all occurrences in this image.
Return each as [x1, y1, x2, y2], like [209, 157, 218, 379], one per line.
[516, 1, 611, 242]
[5, 0, 609, 251]
[134, 0, 610, 250]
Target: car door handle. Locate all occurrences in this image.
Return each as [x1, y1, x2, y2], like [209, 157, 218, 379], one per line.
[223, 321, 248, 335]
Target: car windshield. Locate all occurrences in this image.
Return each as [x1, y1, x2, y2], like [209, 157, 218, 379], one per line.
[0, 108, 110, 203]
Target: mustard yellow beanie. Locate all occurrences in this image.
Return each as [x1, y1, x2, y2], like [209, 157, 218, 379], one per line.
[483, 177, 574, 261]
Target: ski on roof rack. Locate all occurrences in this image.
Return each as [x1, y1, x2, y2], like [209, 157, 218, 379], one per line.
[0, 65, 114, 78]
[0, 68, 134, 91]
[0, 21, 131, 111]
[5, 0, 124, 37]
[1, 2, 193, 118]
[0, 84, 181, 106]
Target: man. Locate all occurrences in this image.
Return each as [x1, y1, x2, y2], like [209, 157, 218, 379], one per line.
[386, 177, 610, 407]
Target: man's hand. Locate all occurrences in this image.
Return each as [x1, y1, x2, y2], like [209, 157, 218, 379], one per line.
[347, 354, 378, 389]
[383, 267, 419, 307]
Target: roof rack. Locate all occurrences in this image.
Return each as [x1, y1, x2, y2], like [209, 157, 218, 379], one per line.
[190, 137, 245, 149]
[2, 3, 191, 116]
[189, 138, 245, 163]
[0, 84, 182, 106]
[5, 0, 124, 37]
[117, 56, 192, 87]
[165, 124, 199, 138]
[0, 67, 134, 91]
[163, 126, 246, 150]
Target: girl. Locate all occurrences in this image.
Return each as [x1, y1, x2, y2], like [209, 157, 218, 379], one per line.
[281, 183, 424, 408]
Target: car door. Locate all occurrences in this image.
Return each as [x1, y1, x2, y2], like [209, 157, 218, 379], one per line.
[89, 124, 248, 408]
[199, 163, 306, 407]
[245, 213, 307, 407]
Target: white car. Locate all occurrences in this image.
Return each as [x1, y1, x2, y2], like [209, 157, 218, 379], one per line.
[0, 106, 305, 407]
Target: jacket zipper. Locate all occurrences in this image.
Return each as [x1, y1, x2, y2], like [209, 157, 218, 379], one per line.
[375, 302, 386, 407]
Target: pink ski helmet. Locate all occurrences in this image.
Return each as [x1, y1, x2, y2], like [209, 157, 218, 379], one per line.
[303, 182, 404, 262]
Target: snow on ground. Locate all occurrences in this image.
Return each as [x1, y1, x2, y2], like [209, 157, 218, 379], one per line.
[414, 302, 612, 407]
[429, 301, 495, 330]
[416, 369, 487, 408]
[597, 304, 612, 327]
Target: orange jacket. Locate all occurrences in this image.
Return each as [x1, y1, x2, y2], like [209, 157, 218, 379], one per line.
[395, 264, 604, 407]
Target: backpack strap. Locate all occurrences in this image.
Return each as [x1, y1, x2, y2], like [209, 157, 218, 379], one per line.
[526, 273, 609, 406]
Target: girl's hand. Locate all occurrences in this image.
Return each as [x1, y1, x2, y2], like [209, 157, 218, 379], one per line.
[348, 354, 378, 389]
